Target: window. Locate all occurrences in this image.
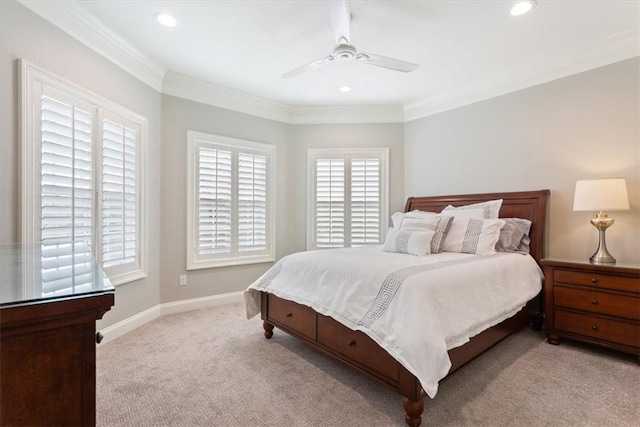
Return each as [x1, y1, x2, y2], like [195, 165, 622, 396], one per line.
[22, 60, 147, 288]
[307, 148, 389, 250]
[187, 131, 275, 269]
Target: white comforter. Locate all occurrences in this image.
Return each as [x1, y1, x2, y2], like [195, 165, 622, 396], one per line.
[245, 246, 543, 398]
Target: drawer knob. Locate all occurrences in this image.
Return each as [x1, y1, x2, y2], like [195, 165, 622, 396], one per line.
[591, 325, 598, 330]
[591, 278, 598, 283]
[347, 340, 356, 347]
[96, 332, 104, 344]
[286, 313, 293, 318]
[591, 299, 598, 305]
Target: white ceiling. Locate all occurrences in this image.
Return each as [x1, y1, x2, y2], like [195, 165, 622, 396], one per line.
[21, 0, 639, 120]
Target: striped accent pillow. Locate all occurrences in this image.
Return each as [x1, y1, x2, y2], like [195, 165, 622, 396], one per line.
[441, 199, 503, 219]
[382, 228, 436, 256]
[393, 214, 453, 254]
[441, 217, 505, 255]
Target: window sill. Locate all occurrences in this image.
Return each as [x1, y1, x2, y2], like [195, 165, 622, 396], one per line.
[108, 269, 147, 286]
[187, 254, 276, 271]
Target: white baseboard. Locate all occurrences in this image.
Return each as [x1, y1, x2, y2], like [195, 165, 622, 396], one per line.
[99, 291, 245, 345]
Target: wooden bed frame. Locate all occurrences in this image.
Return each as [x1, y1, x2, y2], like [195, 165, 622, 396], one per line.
[260, 190, 549, 426]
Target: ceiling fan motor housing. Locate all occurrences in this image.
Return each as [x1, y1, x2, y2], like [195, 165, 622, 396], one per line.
[333, 43, 357, 61]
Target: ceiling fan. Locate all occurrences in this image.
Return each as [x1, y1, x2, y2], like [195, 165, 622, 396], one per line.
[282, 0, 419, 79]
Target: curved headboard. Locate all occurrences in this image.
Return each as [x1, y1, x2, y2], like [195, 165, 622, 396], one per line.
[404, 190, 550, 265]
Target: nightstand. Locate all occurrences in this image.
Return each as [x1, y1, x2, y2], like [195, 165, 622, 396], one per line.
[542, 259, 639, 357]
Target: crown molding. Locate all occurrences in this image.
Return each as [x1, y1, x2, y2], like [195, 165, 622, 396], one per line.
[17, 0, 166, 91]
[404, 29, 639, 122]
[162, 71, 293, 123]
[163, 72, 404, 124]
[289, 105, 404, 124]
[18, 0, 638, 124]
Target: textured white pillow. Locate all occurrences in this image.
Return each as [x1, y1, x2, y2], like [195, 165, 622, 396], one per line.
[441, 199, 503, 219]
[391, 210, 439, 228]
[441, 217, 505, 255]
[382, 228, 436, 256]
[391, 213, 453, 254]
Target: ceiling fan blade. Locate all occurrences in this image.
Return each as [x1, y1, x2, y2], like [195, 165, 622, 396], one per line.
[282, 55, 335, 79]
[329, 0, 351, 44]
[356, 52, 419, 73]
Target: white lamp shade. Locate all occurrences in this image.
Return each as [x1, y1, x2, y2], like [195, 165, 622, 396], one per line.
[573, 178, 630, 212]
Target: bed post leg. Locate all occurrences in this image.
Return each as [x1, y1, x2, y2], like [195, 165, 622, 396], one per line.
[263, 321, 274, 339]
[402, 391, 425, 427]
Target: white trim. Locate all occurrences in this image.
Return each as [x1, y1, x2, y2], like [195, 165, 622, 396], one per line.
[404, 29, 639, 122]
[187, 131, 276, 270]
[98, 304, 161, 345]
[19, 1, 638, 123]
[163, 72, 405, 123]
[289, 105, 404, 124]
[158, 291, 245, 316]
[20, 59, 148, 287]
[17, 0, 166, 91]
[163, 72, 292, 123]
[307, 148, 389, 250]
[98, 291, 245, 345]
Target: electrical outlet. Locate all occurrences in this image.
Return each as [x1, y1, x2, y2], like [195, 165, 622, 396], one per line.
[179, 274, 187, 287]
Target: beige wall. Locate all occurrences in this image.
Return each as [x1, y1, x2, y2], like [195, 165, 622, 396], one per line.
[159, 100, 406, 302]
[290, 123, 405, 252]
[404, 57, 640, 264]
[2, 1, 638, 330]
[0, 0, 162, 328]
[159, 95, 293, 303]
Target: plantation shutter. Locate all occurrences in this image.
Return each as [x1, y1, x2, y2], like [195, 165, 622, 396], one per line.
[40, 93, 95, 295]
[238, 152, 267, 252]
[23, 61, 147, 287]
[197, 147, 233, 254]
[350, 158, 381, 246]
[308, 148, 387, 250]
[102, 118, 138, 268]
[315, 158, 345, 248]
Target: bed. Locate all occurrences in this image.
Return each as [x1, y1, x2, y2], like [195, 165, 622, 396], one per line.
[246, 190, 549, 426]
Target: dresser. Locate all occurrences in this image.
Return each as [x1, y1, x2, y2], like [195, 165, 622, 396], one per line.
[0, 244, 115, 426]
[542, 259, 639, 357]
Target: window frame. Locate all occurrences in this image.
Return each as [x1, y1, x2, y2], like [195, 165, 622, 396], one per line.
[306, 147, 389, 250]
[186, 131, 276, 270]
[21, 59, 148, 286]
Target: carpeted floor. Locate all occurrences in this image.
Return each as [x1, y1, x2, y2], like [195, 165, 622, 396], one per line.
[97, 301, 639, 426]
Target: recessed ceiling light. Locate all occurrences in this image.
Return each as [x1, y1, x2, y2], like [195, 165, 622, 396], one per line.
[339, 86, 352, 93]
[156, 13, 177, 27]
[510, 0, 536, 16]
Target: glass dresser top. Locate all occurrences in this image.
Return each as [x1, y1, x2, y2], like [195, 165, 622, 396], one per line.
[0, 244, 114, 307]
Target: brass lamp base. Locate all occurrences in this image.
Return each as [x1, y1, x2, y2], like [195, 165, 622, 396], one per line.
[589, 211, 616, 265]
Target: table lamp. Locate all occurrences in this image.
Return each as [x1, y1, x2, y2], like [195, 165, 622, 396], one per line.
[573, 178, 629, 264]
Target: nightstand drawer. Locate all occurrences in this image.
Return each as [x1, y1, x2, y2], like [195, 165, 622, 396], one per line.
[267, 294, 317, 340]
[554, 269, 638, 293]
[555, 311, 639, 349]
[554, 286, 640, 321]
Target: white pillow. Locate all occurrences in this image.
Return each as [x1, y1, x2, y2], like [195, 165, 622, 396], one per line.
[382, 228, 436, 256]
[441, 199, 503, 219]
[391, 210, 439, 228]
[391, 213, 453, 254]
[441, 217, 505, 255]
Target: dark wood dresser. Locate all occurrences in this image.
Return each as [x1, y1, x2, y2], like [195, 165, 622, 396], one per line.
[0, 244, 115, 426]
[542, 259, 640, 357]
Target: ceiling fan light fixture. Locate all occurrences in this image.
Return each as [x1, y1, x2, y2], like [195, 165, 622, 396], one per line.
[339, 86, 352, 93]
[510, 0, 536, 16]
[156, 13, 177, 27]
